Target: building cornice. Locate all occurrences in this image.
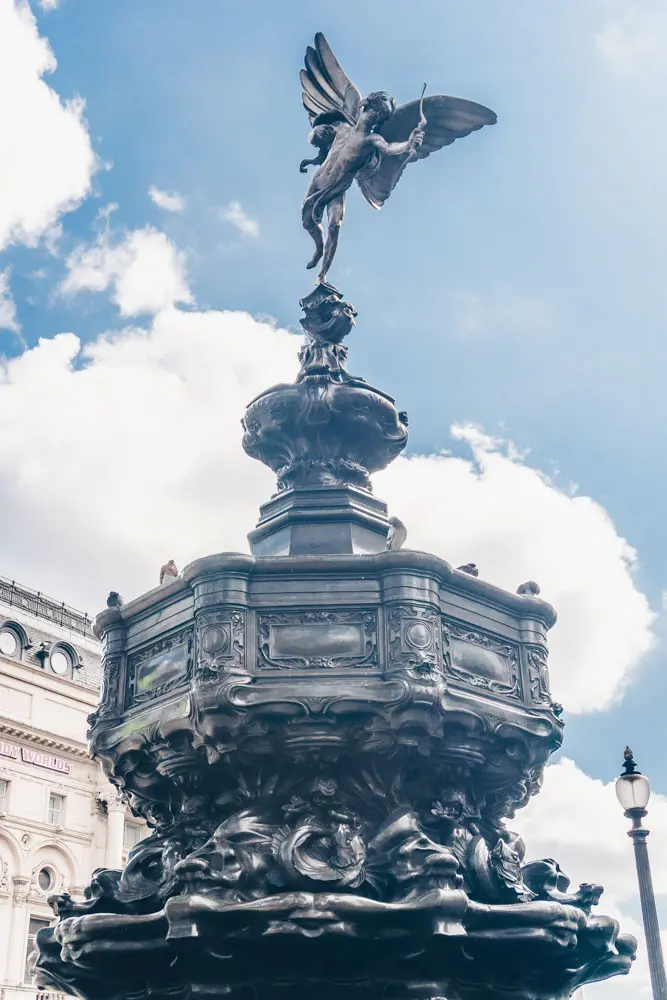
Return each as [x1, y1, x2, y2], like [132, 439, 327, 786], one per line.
[0, 720, 90, 760]
[0, 813, 94, 847]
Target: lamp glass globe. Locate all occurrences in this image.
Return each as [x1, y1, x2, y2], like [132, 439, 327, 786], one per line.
[616, 772, 650, 811]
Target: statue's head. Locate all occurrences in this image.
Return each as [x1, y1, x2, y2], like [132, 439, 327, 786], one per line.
[360, 91, 395, 126]
[309, 123, 338, 150]
[171, 810, 273, 891]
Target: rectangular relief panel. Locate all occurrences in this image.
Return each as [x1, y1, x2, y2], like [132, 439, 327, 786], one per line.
[125, 627, 194, 707]
[443, 620, 521, 699]
[257, 610, 378, 670]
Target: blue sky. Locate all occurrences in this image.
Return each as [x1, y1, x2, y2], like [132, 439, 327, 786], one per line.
[9, 0, 667, 568]
[11, 0, 666, 769]
[1, 2, 666, 992]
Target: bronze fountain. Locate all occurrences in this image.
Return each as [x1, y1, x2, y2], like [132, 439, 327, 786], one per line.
[35, 32, 636, 1000]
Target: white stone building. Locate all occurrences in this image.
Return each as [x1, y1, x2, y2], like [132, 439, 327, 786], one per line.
[0, 576, 144, 1000]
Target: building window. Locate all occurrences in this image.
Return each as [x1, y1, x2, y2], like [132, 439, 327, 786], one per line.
[0, 628, 19, 658]
[24, 916, 51, 983]
[49, 647, 73, 676]
[47, 792, 65, 826]
[38, 867, 55, 892]
[123, 821, 144, 853]
[0, 778, 8, 814]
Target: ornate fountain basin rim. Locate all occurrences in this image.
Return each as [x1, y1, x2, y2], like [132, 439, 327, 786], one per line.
[94, 550, 557, 637]
[245, 379, 399, 408]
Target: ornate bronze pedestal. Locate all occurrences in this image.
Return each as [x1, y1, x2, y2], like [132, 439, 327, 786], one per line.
[34, 284, 635, 1000]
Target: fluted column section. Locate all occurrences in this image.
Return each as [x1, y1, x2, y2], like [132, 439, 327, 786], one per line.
[6, 875, 31, 982]
[631, 828, 667, 1000]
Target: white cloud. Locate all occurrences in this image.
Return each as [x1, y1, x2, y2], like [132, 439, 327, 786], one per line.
[148, 186, 185, 213]
[517, 758, 667, 997]
[0, 268, 20, 333]
[519, 758, 667, 901]
[595, 2, 667, 76]
[221, 201, 260, 238]
[36, 0, 60, 9]
[0, 304, 654, 721]
[375, 428, 655, 714]
[61, 225, 192, 316]
[0, 0, 96, 250]
[0, 309, 296, 608]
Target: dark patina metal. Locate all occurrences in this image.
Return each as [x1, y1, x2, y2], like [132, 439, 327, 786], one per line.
[34, 30, 637, 1000]
[242, 280, 407, 556]
[299, 33, 496, 283]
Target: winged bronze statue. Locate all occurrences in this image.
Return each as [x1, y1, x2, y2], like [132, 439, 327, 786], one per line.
[300, 33, 497, 283]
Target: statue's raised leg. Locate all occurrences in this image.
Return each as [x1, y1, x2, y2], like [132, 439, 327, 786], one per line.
[319, 194, 345, 282]
[302, 194, 324, 270]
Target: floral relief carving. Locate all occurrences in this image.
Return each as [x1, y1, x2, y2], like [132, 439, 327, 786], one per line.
[526, 644, 552, 705]
[386, 604, 441, 677]
[97, 656, 121, 719]
[195, 610, 245, 683]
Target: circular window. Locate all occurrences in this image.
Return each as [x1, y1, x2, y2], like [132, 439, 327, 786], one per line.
[50, 649, 71, 675]
[0, 630, 18, 657]
[38, 867, 54, 892]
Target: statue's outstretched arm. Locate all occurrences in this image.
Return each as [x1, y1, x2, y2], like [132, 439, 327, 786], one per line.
[300, 150, 327, 174]
[370, 129, 423, 158]
[300, 123, 338, 173]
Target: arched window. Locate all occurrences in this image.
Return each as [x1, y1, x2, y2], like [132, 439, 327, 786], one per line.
[49, 644, 77, 678]
[0, 621, 28, 661]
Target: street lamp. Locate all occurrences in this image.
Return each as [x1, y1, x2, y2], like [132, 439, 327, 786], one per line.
[616, 747, 667, 1000]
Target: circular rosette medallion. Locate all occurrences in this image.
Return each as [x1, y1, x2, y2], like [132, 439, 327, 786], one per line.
[405, 621, 433, 649]
[201, 625, 230, 655]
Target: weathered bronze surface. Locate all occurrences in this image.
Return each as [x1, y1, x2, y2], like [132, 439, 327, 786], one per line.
[34, 29, 636, 1000]
[34, 551, 635, 1000]
[300, 33, 496, 283]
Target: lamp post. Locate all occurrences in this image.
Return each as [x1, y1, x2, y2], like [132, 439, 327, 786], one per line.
[616, 747, 667, 1000]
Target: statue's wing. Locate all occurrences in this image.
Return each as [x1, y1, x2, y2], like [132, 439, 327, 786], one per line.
[300, 32, 362, 125]
[356, 95, 496, 209]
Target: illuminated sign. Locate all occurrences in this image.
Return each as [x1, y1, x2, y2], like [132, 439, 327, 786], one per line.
[0, 739, 71, 774]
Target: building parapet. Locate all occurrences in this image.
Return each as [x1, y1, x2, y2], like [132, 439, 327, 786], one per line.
[0, 577, 93, 640]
